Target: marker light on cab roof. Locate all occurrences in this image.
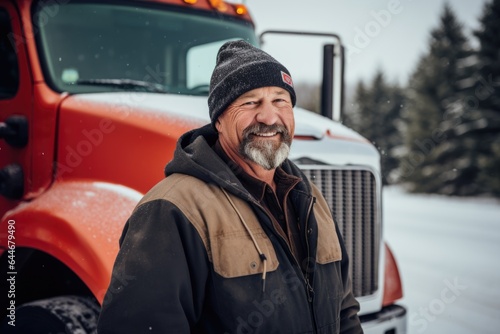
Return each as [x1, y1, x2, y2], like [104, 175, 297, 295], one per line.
[182, 0, 198, 4]
[209, 0, 228, 11]
[234, 4, 248, 15]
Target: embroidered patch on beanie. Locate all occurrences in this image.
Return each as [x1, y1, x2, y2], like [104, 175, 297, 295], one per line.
[281, 71, 294, 88]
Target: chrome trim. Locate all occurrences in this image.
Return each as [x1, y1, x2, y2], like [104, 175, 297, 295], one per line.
[360, 304, 407, 333]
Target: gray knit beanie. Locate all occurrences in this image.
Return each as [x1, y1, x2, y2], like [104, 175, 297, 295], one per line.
[208, 40, 296, 128]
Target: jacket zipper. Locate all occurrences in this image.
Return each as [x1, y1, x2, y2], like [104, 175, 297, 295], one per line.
[304, 196, 318, 334]
[253, 196, 319, 333]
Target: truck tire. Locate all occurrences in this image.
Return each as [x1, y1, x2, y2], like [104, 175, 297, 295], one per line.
[1, 295, 100, 334]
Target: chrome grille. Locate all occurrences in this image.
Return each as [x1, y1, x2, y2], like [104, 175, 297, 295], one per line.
[300, 167, 380, 297]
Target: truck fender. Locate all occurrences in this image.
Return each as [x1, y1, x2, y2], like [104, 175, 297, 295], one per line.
[1, 180, 143, 304]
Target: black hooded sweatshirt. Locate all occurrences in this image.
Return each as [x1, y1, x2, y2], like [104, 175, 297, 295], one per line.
[97, 124, 362, 334]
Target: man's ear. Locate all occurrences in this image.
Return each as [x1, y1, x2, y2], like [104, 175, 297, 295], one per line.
[215, 119, 222, 133]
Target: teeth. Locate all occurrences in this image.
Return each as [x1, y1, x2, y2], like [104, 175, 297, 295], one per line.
[254, 132, 277, 137]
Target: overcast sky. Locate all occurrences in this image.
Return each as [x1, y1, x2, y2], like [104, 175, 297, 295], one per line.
[243, 0, 490, 86]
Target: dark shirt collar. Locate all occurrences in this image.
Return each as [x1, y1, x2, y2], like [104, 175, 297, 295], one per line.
[213, 140, 300, 202]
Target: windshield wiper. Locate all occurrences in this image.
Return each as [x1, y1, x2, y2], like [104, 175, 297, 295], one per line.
[73, 79, 167, 93]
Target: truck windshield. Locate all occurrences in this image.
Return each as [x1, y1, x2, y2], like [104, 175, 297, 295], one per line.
[34, 2, 257, 95]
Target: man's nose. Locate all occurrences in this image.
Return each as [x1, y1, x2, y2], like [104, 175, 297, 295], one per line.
[255, 102, 279, 125]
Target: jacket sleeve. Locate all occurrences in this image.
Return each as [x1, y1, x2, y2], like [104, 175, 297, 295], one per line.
[97, 199, 210, 334]
[336, 223, 364, 334]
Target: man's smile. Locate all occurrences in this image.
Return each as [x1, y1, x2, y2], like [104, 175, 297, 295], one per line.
[249, 131, 281, 138]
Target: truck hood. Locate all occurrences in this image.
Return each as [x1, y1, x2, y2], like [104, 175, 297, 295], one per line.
[67, 92, 368, 141]
[60, 92, 380, 176]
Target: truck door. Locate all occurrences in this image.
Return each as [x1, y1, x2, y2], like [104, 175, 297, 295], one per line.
[0, 3, 33, 215]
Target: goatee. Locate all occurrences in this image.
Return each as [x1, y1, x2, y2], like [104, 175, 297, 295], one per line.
[240, 123, 291, 170]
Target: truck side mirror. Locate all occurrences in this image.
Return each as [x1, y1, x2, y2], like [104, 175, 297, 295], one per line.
[321, 43, 345, 122]
[259, 31, 345, 122]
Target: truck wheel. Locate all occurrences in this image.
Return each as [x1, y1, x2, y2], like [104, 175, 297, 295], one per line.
[1, 295, 100, 333]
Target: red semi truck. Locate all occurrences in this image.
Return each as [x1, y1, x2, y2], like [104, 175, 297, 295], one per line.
[0, 0, 406, 332]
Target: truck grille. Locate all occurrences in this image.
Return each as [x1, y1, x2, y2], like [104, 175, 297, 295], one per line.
[300, 167, 380, 297]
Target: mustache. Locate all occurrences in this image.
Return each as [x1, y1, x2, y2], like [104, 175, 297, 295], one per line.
[242, 123, 289, 139]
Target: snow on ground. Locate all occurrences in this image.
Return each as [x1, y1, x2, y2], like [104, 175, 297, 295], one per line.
[383, 186, 500, 334]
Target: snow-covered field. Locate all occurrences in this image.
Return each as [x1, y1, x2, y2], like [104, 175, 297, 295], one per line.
[383, 186, 500, 334]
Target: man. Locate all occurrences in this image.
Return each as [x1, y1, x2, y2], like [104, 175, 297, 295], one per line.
[98, 40, 362, 333]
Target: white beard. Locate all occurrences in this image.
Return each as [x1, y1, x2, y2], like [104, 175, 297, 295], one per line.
[242, 139, 290, 170]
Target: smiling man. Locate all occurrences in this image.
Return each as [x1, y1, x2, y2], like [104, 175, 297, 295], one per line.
[98, 40, 362, 334]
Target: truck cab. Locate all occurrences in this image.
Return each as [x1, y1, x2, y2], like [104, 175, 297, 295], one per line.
[0, 0, 406, 332]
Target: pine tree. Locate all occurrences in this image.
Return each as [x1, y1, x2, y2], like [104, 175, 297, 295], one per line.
[472, 0, 500, 196]
[382, 85, 405, 184]
[400, 3, 474, 194]
[344, 80, 369, 135]
[344, 71, 404, 184]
